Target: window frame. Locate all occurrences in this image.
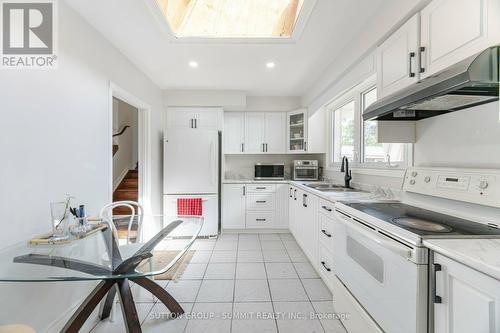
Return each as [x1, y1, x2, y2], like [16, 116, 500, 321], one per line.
[326, 76, 413, 170]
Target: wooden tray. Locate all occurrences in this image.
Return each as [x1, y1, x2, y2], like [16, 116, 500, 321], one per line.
[29, 223, 108, 246]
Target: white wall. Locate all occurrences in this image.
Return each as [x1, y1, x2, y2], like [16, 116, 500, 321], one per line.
[0, 1, 164, 331]
[226, 96, 302, 112]
[112, 98, 139, 189]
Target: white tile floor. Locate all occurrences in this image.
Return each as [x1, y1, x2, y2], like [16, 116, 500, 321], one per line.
[89, 233, 347, 333]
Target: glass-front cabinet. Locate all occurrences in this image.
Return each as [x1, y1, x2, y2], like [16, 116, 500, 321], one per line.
[287, 108, 308, 153]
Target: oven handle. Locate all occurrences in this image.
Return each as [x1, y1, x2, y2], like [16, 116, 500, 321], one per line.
[335, 211, 414, 260]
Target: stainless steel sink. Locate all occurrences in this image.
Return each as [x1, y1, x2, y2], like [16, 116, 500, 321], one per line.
[304, 183, 359, 192]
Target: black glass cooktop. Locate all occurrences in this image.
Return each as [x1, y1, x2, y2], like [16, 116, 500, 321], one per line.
[342, 202, 500, 237]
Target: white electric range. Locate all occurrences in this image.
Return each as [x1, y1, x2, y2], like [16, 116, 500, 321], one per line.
[332, 167, 500, 333]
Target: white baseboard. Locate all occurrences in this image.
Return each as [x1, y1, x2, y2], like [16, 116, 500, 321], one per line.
[221, 228, 289, 234]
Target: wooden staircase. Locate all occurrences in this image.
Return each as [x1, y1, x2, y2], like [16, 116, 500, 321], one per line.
[113, 169, 139, 215]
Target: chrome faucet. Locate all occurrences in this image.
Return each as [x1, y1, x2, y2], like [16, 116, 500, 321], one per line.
[340, 156, 352, 189]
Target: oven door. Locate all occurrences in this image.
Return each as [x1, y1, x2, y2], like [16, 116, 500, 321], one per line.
[294, 167, 318, 180]
[333, 210, 428, 333]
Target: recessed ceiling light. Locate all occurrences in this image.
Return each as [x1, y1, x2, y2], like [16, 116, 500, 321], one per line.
[266, 62, 276, 69]
[188, 61, 199, 68]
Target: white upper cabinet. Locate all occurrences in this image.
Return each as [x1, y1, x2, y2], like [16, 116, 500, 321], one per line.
[167, 107, 222, 130]
[223, 112, 245, 154]
[287, 109, 308, 153]
[376, 13, 420, 98]
[420, 0, 500, 79]
[244, 112, 266, 153]
[224, 112, 285, 154]
[264, 112, 286, 153]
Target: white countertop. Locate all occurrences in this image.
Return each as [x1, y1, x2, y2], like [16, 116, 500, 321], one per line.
[424, 239, 500, 281]
[223, 179, 376, 203]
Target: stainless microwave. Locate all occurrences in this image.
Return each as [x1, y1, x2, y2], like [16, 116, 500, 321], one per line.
[255, 163, 285, 180]
[293, 160, 319, 181]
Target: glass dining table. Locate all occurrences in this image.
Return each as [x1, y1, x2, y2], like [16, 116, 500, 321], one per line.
[0, 215, 203, 333]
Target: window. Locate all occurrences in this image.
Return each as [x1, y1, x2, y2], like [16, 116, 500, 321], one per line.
[332, 100, 355, 163]
[327, 78, 412, 169]
[156, 0, 305, 38]
[362, 87, 407, 166]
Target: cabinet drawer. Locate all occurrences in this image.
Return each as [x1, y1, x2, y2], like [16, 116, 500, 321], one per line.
[247, 184, 276, 193]
[319, 199, 335, 219]
[246, 211, 274, 228]
[319, 214, 334, 253]
[246, 193, 275, 211]
[318, 246, 334, 291]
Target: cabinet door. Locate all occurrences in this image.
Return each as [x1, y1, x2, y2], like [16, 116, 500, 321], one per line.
[275, 184, 290, 229]
[167, 108, 197, 129]
[301, 192, 319, 266]
[421, 0, 500, 79]
[376, 13, 420, 98]
[195, 108, 222, 130]
[434, 253, 500, 333]
[244, 113, 266, 153]
[287, 109, 308, 153]
[264, 112, 286, 153]
[222, 184, 246, 229]
[289, 186, 299, 237]
[224, 112, 245, 154]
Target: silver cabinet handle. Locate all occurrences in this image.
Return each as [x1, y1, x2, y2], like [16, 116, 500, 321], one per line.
[256, 218, 266, 222]
[294, 189, 297, 200]
[419, 46, 426, 73]
[190, 119, 194, 128]
[194, 118, 197, 128]
[303, 194, 308, 207]
[265, 143, 268, 152]
[409, 52, 416, 78]
[321, 229, 332, 238]
[289, 187, 293, 198]
[242, 186, 246, 196]
[256, 200, 266, 203]
[256, 187, 266, 190]
[241, 143, 244, 153]
[321, 261, 331, 272]
[304, 141, 307, 151]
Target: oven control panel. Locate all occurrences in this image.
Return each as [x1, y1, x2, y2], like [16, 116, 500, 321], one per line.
[403, 168, 500, 208]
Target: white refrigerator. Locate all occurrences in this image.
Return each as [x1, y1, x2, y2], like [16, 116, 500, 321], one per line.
[163, 129, 220, 237]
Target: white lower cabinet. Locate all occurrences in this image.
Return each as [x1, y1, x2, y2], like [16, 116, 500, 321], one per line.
[433, 253, 500, 333]
[246, 211, 274, 228]
[294, 189, 319, 269]
[222, 182, 289, 230]
[318, 246, 334, 290]
[221, 184, 246, 229]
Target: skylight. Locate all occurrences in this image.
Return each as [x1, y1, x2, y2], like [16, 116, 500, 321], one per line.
[156, 0, 305, 38]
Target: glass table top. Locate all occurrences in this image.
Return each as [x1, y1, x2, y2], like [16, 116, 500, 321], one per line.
[0, 215, 203, 282]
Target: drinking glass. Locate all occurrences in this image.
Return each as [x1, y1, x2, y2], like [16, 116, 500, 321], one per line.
[50, 201, 70, 238]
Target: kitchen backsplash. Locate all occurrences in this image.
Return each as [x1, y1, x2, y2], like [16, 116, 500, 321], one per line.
[224, 154, 326, 180]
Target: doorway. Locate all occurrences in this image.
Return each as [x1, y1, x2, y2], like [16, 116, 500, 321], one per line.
[112, 97, 139, 217]
[109, 82, 152, 241]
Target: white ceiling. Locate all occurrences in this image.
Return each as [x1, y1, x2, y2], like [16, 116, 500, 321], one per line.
[66, 0, 410, 96]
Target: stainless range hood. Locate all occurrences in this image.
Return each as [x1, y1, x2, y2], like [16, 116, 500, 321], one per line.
[363, 46, 499, 121]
